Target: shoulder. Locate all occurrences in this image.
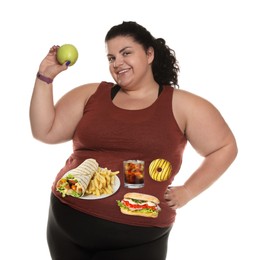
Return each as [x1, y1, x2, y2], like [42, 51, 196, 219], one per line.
[172, 88, 222, 134]
[63, 81, 114, 104]
[164, 85, 210, 105]
[173, 88, 217, 112]
[67, 82, 100, 97]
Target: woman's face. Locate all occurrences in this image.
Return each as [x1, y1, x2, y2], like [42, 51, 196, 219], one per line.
[106, 36, 154, 88]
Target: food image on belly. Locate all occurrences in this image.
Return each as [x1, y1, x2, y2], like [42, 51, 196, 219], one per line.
[117, 192, 161, 218]
[123, 160, 145, 188]
[83, 167, 120, 198]
[149, 158, 172, 182]
[56, 158, 120, 198]
[56, 158, 98, 197]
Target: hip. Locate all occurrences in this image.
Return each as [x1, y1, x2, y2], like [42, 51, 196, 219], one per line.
[48, 192, 172, 250]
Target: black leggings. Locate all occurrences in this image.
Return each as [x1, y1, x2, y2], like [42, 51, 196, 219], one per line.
[47, 193, 172, 260]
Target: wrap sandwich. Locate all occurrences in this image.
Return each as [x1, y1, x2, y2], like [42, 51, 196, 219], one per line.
[56, 158, 98, 197]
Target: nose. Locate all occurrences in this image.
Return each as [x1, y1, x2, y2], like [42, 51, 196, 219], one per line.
[113, 57, 123, 68]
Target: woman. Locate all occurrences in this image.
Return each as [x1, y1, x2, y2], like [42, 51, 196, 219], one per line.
[30, 21, 237, 260]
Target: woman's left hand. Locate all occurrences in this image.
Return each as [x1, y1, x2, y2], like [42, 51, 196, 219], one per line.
[164, 186, 192, 210]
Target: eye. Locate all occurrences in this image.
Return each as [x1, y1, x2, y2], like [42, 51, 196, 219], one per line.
[122, 51, 131, 57]
[107, 56, 115, 63]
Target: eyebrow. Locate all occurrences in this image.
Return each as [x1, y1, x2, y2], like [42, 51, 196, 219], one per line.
[107, 46, 132, 57]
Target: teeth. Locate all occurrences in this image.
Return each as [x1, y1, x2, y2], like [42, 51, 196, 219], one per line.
[118, 69, 128, 74]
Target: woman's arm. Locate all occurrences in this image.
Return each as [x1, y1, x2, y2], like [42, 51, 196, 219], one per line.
[29, 46, 99, 144]
[165, 89, 238, 209]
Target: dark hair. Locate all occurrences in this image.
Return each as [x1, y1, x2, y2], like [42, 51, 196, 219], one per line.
[105, 21, 180, 87]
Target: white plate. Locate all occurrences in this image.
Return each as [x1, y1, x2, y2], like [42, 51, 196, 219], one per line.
[79, 175, 120, 200]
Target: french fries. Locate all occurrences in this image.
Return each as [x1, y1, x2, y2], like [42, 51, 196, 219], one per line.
[85, 167, 119, 196]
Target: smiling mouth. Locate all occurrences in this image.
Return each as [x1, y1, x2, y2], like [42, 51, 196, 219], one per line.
[117, 68, 130, 75]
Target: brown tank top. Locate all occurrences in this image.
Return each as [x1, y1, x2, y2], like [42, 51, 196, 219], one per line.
[52, 81, 187, 227]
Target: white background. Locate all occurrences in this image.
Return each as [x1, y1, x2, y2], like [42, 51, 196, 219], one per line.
[1, 0, 258, 259]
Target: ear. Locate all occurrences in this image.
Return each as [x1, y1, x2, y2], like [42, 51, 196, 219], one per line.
[147, 47, 154, 64]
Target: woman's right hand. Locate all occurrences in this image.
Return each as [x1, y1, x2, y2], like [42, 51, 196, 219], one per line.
[38, 45, 69, 80]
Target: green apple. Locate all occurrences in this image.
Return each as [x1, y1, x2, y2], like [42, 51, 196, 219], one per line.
[56, 44, 78, 66]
